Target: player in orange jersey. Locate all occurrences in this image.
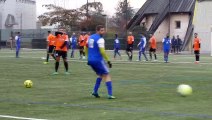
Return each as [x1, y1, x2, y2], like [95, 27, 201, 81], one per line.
[44, 31, 56, 64]
[193, 33, 201, 64]
[149, 34, 157, 61]
[53, 31, 69, 75]
[78, 32, 86, 59]
[126, 32, 134, 61]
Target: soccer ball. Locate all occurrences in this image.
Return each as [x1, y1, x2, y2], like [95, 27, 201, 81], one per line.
[24, 80, 33, 88]
[177, 84, 192, 96]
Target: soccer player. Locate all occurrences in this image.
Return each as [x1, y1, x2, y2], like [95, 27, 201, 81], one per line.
[44, 31, 56, 64]
[15, 32, 21, 58]
[176, 35, 182, 53]
[171, 36, 176, 54]
[162, 34, 171, 63]
[137, 34, 148, 61]
[193, 33, 201, 64]
[70, 32, 77, 58]
[84, 25, 115, 99]
[114, 34, 121, 59]
[149, 34, 157, 61]
[53, 31, 69, 75]
[78, 32, 86, 59]
[126, 32, 134, 61]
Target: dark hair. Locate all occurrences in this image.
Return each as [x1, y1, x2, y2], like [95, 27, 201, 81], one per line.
[96, 25, 104, 31]
[55, 31, 63, 36]
[194, 33, 198, 35]
[17, 32, 20, 34]
[48, 31, 51, 34]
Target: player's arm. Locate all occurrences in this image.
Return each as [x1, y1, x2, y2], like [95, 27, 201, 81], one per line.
[60, 40, 68, 49]
[98, 38, 112, 68]
[137, 42, 141, 47]
[143, 38, 147, 48]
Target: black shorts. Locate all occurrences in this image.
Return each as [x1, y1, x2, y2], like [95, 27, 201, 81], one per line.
[149, 48, 156, 52]
[79, 46, 84, 51]
[55, 51, 67, 59]
[126, 44, 133, 51]
[48, 45, 55, 53]
[194, 50, 200, 55]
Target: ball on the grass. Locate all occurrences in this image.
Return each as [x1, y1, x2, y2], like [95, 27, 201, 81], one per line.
[24, 80, 33, 88]
[177, 84, 192, 96]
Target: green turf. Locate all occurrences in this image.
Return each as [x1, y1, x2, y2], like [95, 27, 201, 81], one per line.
[0, 49, 212, 120]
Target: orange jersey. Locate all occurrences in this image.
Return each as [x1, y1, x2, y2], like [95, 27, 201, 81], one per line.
[79, 35, 86, 46]
[127, 35, 134, 45]
[62, 34, 69, 41]
[193, 37, 201, 51]
[84, 34, 90, 46]
[149, 36, 157, 49]
[47, 34, 56, 46]
[55, 35, 68, 52]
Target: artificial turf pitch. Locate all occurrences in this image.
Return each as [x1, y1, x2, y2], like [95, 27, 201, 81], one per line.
[0, 49, 212, 120]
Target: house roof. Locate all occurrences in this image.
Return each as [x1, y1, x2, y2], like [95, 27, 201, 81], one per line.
[127, 0, 196, 30]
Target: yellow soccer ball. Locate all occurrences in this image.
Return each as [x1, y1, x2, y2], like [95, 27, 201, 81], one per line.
[177, 84, 192, 96]
[24, 80, 33, 88]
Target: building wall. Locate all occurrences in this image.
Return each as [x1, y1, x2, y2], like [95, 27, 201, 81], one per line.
[0, 0, 36, 29]
[170, 14, 189, 41]
[193, 1, 212, 53]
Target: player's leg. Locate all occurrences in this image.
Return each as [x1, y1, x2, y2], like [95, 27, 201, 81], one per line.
[138, 49, 142, 61]
[62, 51, 69, 74]
[54, 51, 60, 74]
[153, 49, 157, 60]
[16, 45, 20, 58]
[71, 47, 74, 58]
[45, 46, 50, 63]
[195, 50, 200, 63]
[114, 49, 117, 59]
[103, 74, 115, 99]
[92, 75, 102, 98]
[142, 50, 148, 61]
[149, 48, 152, 61]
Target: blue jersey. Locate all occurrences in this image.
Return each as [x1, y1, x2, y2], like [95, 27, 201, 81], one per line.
[139, 37, 146, 49]
[163, 38, 171, 50]
[15, 35, 21, 47]
[114, 39, 120, 49]
[71, 36, 77, 48]
[88, 34, 104, 62]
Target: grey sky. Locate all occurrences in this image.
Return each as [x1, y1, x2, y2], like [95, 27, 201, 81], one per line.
[36, 0, 146, 16]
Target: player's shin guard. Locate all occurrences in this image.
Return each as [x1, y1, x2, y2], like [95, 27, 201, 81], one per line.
[154, 53, 157, 60]
[106, 81, 113, 96]
[149, 52, 152, 60]
[138, 51, 141, 61]
[55, 62, 59, 72]
[93, 77, 102, 94]
[64, 61, 68, 72]
[196, 54, 200, 61]
[46, 54, 49, 62]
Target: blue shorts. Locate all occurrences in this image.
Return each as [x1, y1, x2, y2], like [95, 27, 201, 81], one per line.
[139, 48, 145, 52]
[164, 49, 170, 53]
[88, 60, 109, 75]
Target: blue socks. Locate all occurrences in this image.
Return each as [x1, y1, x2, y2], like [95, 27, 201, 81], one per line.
[106, 81, 113, 96]
[93, 77, 102, 94]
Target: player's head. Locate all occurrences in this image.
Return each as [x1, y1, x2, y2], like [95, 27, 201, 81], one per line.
[149, 34, 153, 37]
[87, 32, 91, 35]
[96, 25, 105, 36]
[115, 34, 118, 38]
[48, 31, 51, 34]
[72, 32, 76, 36]
[177, 35, 179, 38]
[55, 31, 63, 37]
[172, 36, 175, 38]
[128, 32, 132, 36]
[166, 33, 170, 38]
[17, 32, 20, 35]
[194, 33, 198, 38]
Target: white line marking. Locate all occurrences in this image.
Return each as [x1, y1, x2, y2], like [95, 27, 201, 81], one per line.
[0, 115, 48, 120]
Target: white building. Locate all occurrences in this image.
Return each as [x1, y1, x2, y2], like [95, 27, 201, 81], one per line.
[0, 0, 36, 29]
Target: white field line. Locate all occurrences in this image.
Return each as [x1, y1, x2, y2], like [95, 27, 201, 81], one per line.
[0, 115, 48, 120]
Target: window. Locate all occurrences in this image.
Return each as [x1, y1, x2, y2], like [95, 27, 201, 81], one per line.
[175, 21, 181, 29]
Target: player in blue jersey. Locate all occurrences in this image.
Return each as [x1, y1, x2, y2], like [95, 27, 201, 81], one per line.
[15, 32, 21, 58]
[137, 34, 148, 61]
[70, 32, 77, 58]
[84, 25, 115, 99]
[162, 34, 171, 63]
[114, 34, 121, 59]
